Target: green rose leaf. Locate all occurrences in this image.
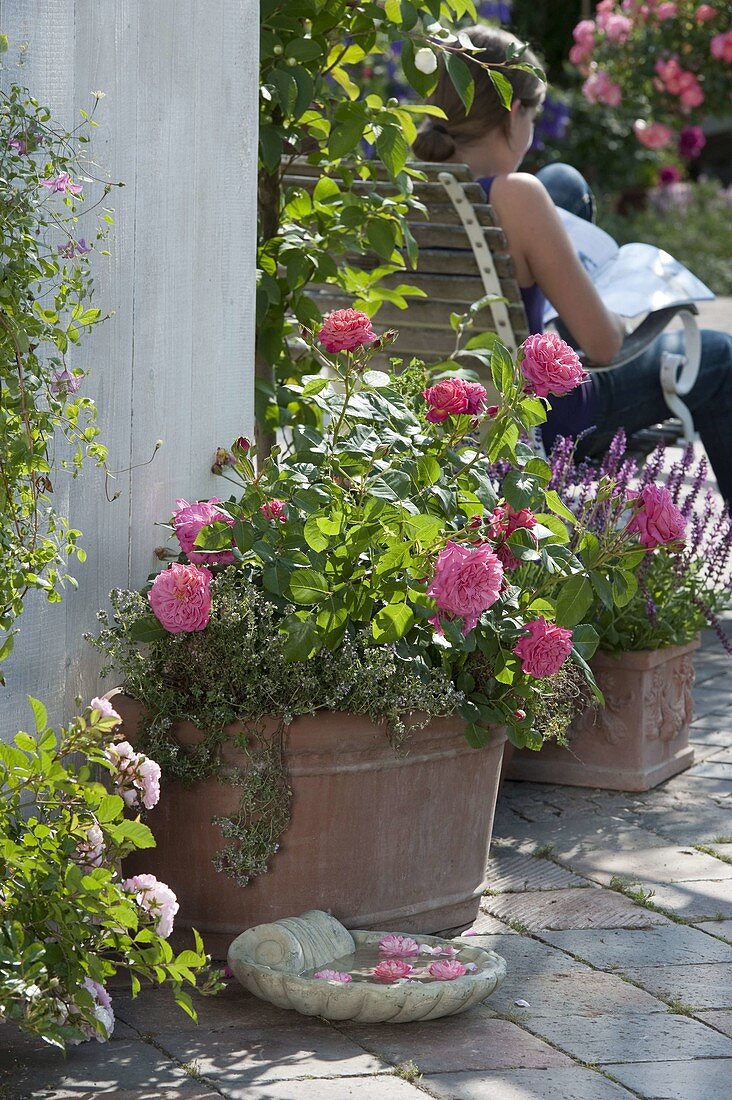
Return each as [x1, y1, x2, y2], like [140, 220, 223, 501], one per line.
[128, 615, 168, 643]
[280, 615, 320, 661]
[555, 574, 594, 627]
[372, 602, 415, 643]
[289, 568, 329, 605]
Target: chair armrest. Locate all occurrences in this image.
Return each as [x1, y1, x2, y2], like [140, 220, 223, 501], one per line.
[582, 302, 699, 372]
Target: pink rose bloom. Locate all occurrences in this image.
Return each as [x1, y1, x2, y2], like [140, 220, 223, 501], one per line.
[695, 5, 716, 22]
[633, 120, 674, 149]
[463, 380, 488, 416]
[679, 126, 706, 158]
[520, 333, 587, 398]
[314, 970, 353, 982]
[514, 617, 574, 678]
[627, 484, 686, 548]
[261, 499, 288, 523]
[75, 824, 105, 871]
[379, 934, 420, 957]
[122, 873, 179, 938]
[428, 541, 504, 635]
[569, 44, 593, 69]
[148, 562, 212, 634]
[105, 741, 161, 810]
[582, 70, 622, 106]
[373, 959, 413, 982]
[655, 56, 683, 93]
[572, 19, 596, 50]
[318, 308, 377, 354]
[659, 165, 682, 184]
[655, 2, 677, 20]
[678, 73, 704, 109]
[711, 31, 732, 62]
[604, 13, 632, 41]
[422, 377, 470, 422]
[89, 696, 121, 725]
[172, 498, 235, 566]
[80, 979, 115, 1042]
[429, 960, 468, 981]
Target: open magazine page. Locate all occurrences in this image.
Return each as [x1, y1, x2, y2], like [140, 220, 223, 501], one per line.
[544, 209, 714, 324]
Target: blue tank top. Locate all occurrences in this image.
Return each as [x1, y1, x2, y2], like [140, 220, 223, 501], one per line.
[477, 175, 598, 451]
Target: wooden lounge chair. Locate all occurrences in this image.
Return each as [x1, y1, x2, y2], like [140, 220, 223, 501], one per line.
[283, 160, 702, 446]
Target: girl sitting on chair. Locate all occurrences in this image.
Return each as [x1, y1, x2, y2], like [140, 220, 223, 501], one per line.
[413, 24, 732, 503]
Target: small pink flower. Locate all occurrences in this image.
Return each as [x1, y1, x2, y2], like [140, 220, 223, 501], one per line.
[8, 136, 28, 155]
[378, 934, 420, 957]
[572, 19, 596, 51]
[514, 617, 573, 678]
[372, 959, 413, 982]
[633, 120, 674, 150]
[514, 708, 527, 721]
[172, 498, 235, 566]
[80, 979, 115, 1042]
[428, 541, 503, 635]
[105, 741, 161, 810]
[486, 405, 499, 418]
[655, 2, 677, 20]
[520, 333, 587, 399]
[604, 13, 632, 42]
[122, 874, 178, 938]
[75, 824, 105, 870]
[148, 562, 212, 633]
[582, 70, 622, 107]
[89, 696, 121, 725]
[41, 172, 83, 195]
[314, 970, 353, 982]
[659, 165, 682, 185]
[627, 484, 686, 548]
[318, 308, 377, 354]
[50, 368, 82, 396]
[261, 499, 288, 523]
[679, 126, 706, 159]
[422, 377, 470, 423]
[710, 30, 732, 62]
[429, 960, 468, 981]
[695, 5, 716, 23]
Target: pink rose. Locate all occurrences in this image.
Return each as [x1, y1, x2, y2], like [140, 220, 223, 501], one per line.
[318, 308, 377, 353]
[520, 333, 587, 398]
[711, 31, 732, 63]
[172, 498, 235, 566]
[463, 380, 488, 416]
[627, 484, 686, 548]
[633, 120, 674, 149]
[122, 873, 179, 939]
[695, 5, 716, 22]
[582, 70, 622, 106]
[89, 696, 121, 725]
[569, 44, 593, 70]
[79, 978, 115, 1042]
[428, 541, 504, 635]
[655, 2, 677, 20]
[378, 934, 420, 957]
[604, 13, 632, 42]
[429, 960, 468, 981]
[659, 165, 682, 184]
[372, 960, 413, 982]
[105, 741, 161, 810]
[655, 56, 683, 93]
[261, 499, 288, 523]
[422, 378, 470, 423]
[148, 562, 212, 634]
[679, 126, 706, 159]
[572, 19, 596, 50]
[678, 73, 704, 109]
[514, 617, 573, 678]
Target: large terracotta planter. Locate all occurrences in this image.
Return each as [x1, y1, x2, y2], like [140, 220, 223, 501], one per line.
[506, 638, 699, 792]
[111, 691, 506, 948]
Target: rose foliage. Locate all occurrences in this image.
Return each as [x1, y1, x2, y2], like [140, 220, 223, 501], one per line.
[0, 698, 220, 1050]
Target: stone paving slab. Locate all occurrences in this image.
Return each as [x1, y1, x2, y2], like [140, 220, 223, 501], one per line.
[484, 850, 588, 892]
[536, 925, 732, 969]
[556, 843, 732, 887]
[152, 1026, 388, 1094]
[492, 818, 668, 862]
[340, 1017, 574, 1073]
[115, 983, 303, 1034]
[241, 1076, 424, 1099]
[604, 1057, 732, 1100]
[694, 918, 732, 940]
[689, 711, 732, 731]
[695, 1010, 732, 1038]
[482, 887, 669, 931]
[464, 932, 592, 977]
[484, 968, 665, 1018]
[464, 911, 519, 934]
[421, 1066, 636, 1099]
[0, 1037, 217, 1100]
[691, 685, 732, 717]
[524, 1011, 732, 1064]
[689, 737, 729, 760]
[634, 878, 732, 920]
[683, 759, 732, 782]
[621, 963, 732, 1010]
[629, 802, 732, 843]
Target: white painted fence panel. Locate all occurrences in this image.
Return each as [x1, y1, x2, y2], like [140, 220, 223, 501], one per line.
[0, 0, 258, 738]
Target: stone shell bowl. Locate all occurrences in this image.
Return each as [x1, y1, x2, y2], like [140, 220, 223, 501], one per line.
[227, 909, 506, 1024]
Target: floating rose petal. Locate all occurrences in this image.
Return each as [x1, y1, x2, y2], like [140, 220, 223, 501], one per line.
[515, 998, 531, 1008]
[313, 970, 353, 983]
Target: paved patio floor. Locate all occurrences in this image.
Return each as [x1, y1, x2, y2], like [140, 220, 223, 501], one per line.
[2, 300, 731, 1100]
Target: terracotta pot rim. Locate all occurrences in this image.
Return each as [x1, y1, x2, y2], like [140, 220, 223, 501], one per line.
[593, 635, 700, 670]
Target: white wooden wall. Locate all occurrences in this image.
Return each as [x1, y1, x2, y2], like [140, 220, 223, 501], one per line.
[0, 0, 258, 737]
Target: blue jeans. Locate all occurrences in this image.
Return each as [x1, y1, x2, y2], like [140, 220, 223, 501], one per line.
[536, 163, 732, 502]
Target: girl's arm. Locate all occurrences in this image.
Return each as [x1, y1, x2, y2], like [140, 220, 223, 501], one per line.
[489, 173, 626, 364]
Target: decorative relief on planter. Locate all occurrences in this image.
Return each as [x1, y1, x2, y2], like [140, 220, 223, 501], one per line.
[506, 638, 699, 792]
[228, 909, 507, 1023]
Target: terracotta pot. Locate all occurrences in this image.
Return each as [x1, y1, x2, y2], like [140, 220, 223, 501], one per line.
[111, 691, 506, 947]
[506, 638, 699, 792]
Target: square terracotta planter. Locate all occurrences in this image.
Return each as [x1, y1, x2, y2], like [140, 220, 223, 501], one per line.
[506, 638, 699, 792]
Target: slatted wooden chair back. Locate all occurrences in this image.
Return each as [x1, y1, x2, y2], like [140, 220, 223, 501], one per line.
[281, 160, 529, 369]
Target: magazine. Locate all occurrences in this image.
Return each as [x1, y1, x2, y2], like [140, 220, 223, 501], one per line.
[543, 208, 714, 327]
